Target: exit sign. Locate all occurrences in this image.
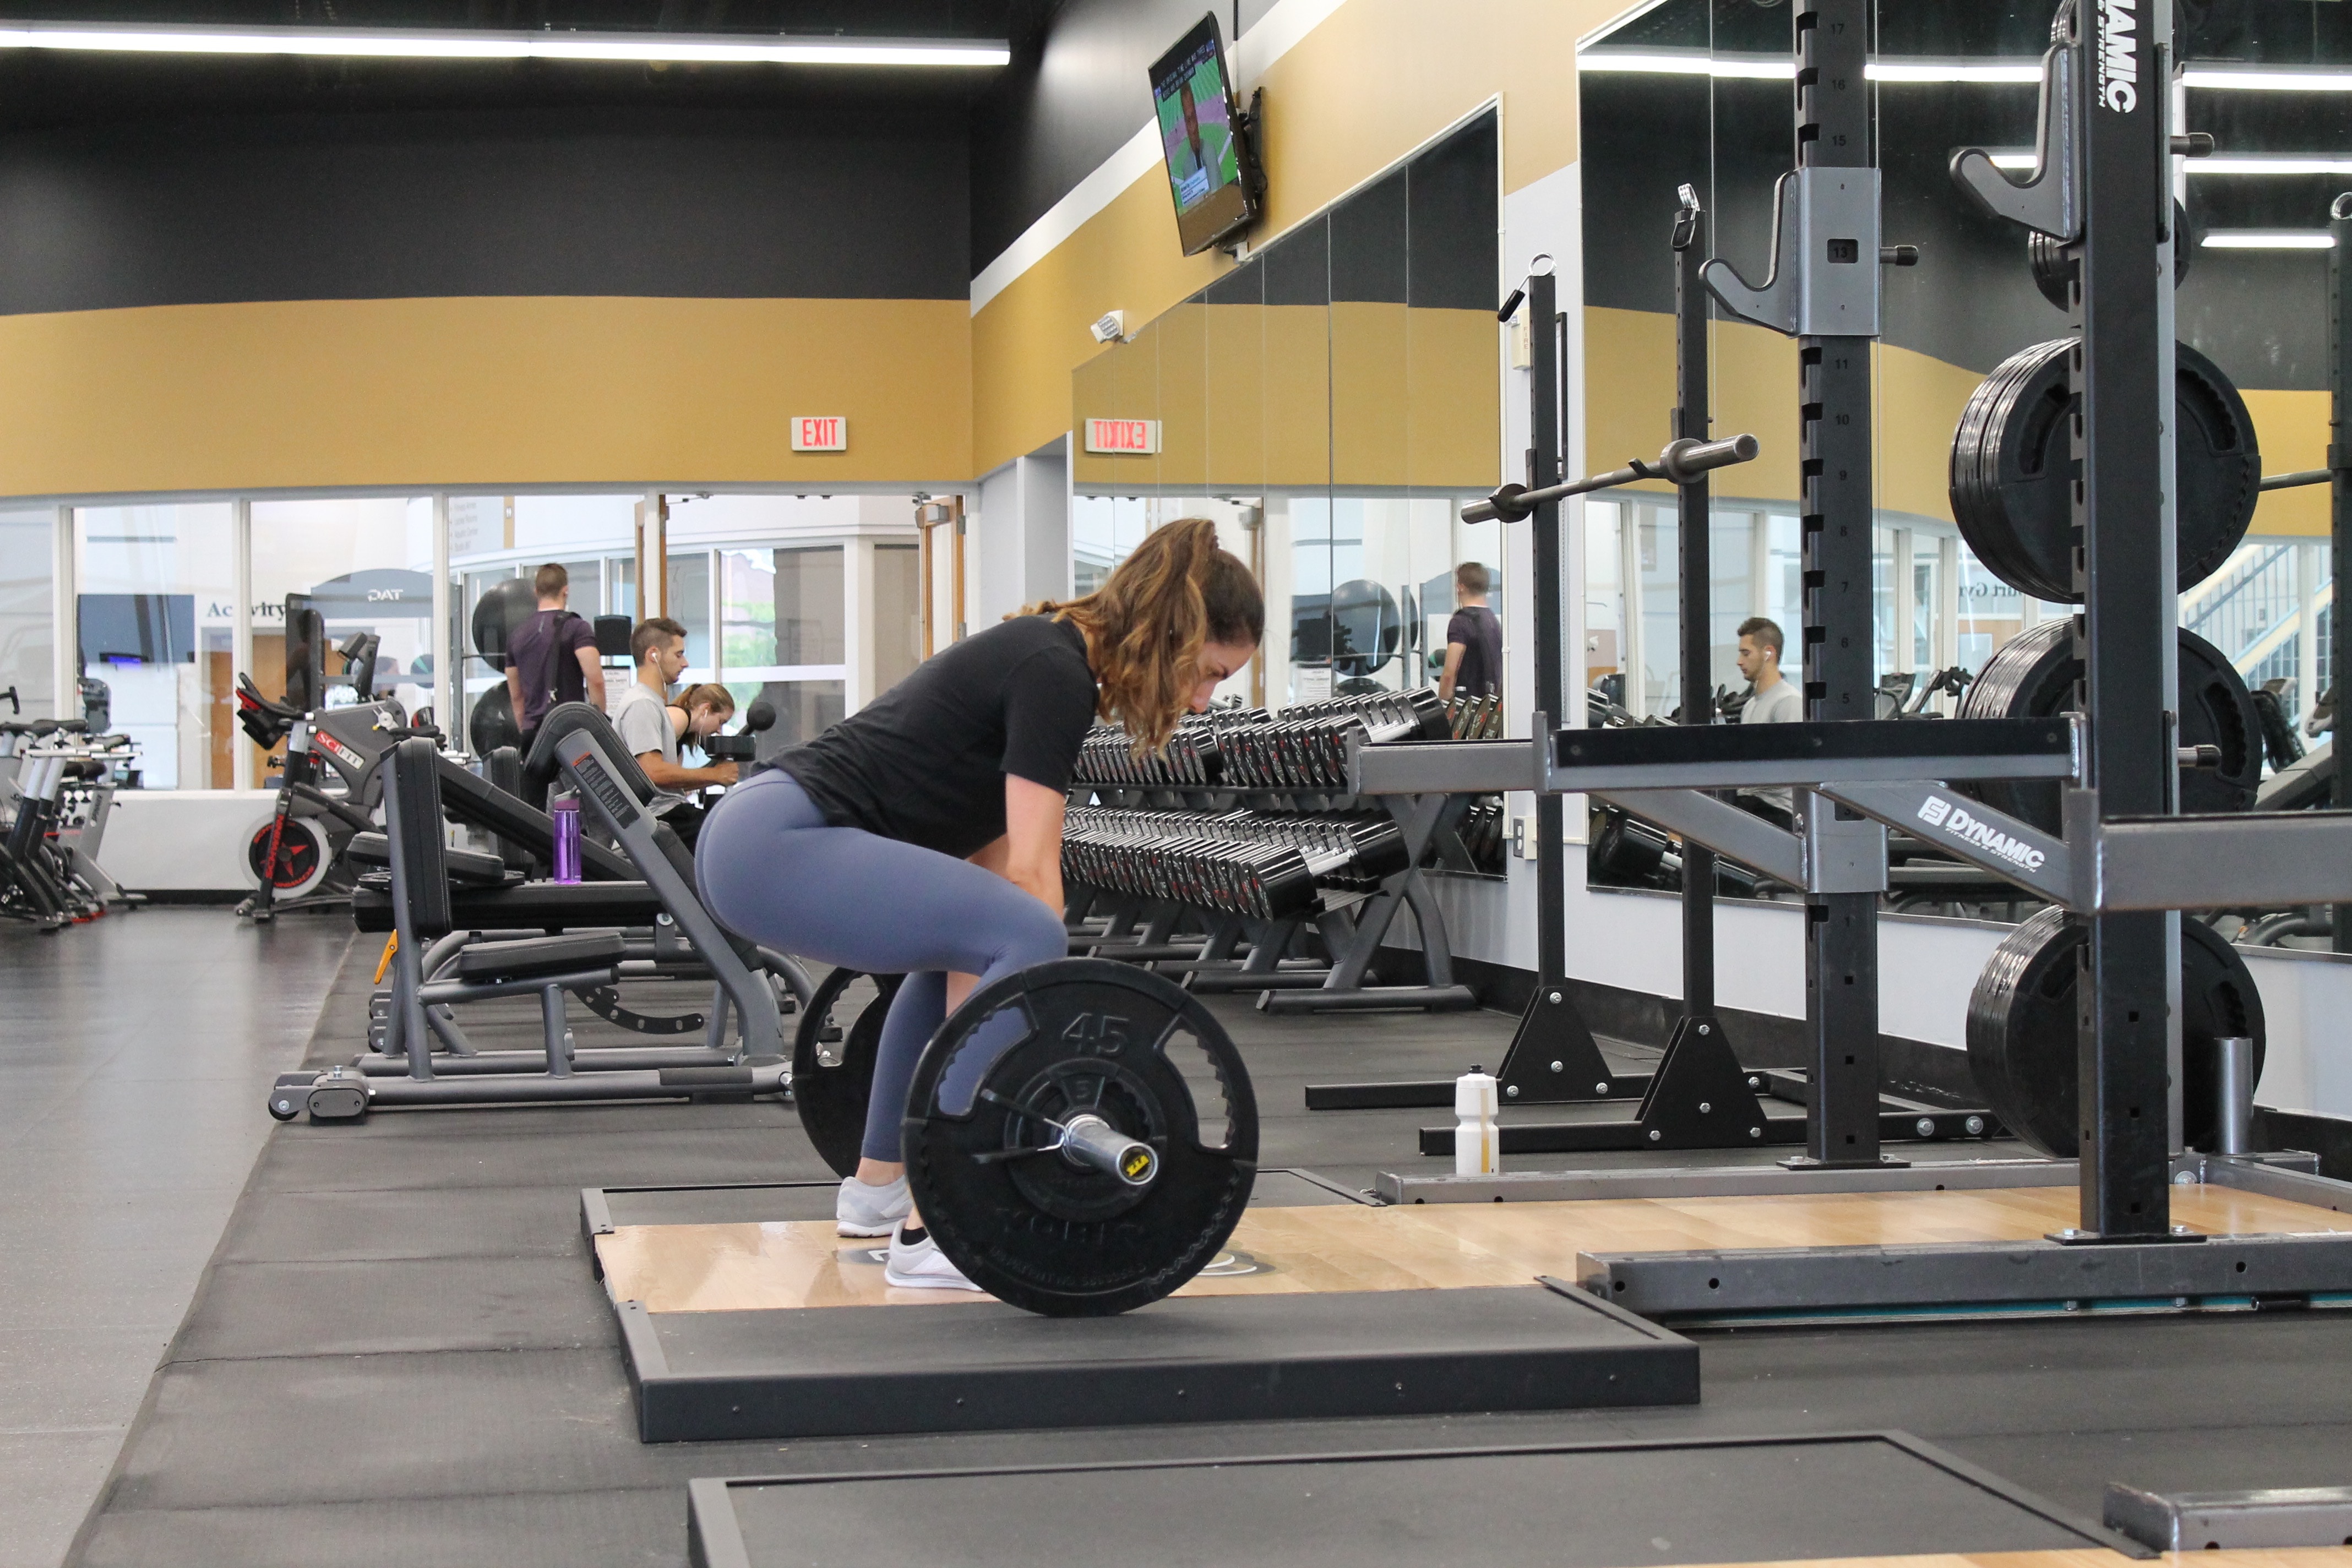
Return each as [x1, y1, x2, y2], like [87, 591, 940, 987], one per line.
[791, 416, 847, 452]
[1085, 418, 1160, 455]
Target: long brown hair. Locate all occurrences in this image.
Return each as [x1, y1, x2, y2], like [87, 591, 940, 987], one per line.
[1027, 517, 1264, 752]
[674, 682, 736, 720]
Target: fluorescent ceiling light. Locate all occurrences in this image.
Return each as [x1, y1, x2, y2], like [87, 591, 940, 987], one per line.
[1576, 51, 2039, 81]
[1979, 150, 2352, 176]
[2203, 230, 2335, 248]
[2181, 64, 2352, 92]
[1579, 52, 2352, 93]
[0, 21, 1009, 67]
[2190, 155, 2352, 175]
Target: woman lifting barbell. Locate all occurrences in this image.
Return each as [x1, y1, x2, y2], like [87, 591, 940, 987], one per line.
[695, 518, 1263, 1292]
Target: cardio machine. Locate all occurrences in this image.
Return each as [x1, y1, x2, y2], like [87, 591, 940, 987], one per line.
[233, 608, 418, 921]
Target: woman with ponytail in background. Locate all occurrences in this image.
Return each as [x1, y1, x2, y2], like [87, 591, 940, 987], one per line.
[695, 518, 1263, 1292]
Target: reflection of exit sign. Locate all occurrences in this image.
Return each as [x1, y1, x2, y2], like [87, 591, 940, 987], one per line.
[791, 416, 847, 451]
[1085, 418, 1159, 455]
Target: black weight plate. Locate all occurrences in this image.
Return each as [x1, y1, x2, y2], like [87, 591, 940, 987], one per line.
[469, 575, 538, 671]
[903, 957, 1257, 1317]
[1968, 907, 2266, 1159]
[2027, 200, 2195, 309]
[1958, 618, 2259, 832]
[1950, 339, 2260, 602]
[468, 682, 520, 757]
[792, 967, 900, 1179]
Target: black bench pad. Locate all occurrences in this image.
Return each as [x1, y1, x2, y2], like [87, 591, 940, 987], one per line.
[352, 880, 667, 933]
[453, 930, 627, 983]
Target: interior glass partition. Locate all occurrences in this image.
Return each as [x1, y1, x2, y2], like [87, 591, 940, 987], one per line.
[1072, 107, 1504, 715]
[0, 509, 55, 724]
[74, 504, 236, 791]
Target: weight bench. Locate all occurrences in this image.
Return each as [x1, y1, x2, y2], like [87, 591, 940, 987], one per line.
[342, 744, 809, 1072]
[271, 737, 788, 1122]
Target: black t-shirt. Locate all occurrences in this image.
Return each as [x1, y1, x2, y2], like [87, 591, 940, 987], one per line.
[508, 608, 595, 732]
[777, 614, 1099, 858]
[1447, 605, 1502, 698]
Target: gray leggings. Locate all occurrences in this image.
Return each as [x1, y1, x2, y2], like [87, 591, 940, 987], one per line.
[695, 769, 1068, 1162]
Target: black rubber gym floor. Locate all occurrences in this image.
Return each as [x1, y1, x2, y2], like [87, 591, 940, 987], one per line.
[62, 938, 2352, 1567]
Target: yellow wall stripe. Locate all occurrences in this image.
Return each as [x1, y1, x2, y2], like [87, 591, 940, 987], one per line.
[0, 294, 971, 499]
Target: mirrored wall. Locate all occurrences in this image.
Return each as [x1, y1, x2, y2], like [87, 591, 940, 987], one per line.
[1578, 0, 2346, 731]
[1072, 109, 1505, 708]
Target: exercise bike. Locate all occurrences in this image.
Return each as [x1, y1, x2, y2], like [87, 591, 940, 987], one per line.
[233, 629, 417, 921]
[0, 720, 142, 928]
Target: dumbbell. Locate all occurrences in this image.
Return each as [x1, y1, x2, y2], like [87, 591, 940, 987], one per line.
[1063, 811, 1408, 919]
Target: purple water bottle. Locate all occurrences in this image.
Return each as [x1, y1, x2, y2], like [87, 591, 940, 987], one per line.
[551, 791, 582, 884]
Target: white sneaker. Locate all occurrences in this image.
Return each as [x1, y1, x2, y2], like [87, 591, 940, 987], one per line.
[884, 1224, 984, 1292]
[835, 1175, 911, 1238]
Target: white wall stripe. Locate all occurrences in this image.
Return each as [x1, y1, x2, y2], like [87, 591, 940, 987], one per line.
[967, 0, 1352, 316]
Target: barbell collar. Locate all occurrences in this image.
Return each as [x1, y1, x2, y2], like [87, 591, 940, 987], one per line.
[1056, 1113, 1158, 1186]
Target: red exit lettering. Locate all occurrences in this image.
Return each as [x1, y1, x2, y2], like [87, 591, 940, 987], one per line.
[791, 416, 847, 452]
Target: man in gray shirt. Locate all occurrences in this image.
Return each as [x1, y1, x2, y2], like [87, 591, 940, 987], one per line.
[1736, 616, 1801, 820]
[611, 617, 737, 847]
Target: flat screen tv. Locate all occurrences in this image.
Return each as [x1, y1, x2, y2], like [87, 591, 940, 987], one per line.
[1148, 13, 1261, 256]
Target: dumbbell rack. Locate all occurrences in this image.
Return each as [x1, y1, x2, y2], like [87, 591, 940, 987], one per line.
[1065, 691, 1489, 1012]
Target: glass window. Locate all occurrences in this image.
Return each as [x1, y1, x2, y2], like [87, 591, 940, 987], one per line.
[1071, 497, 1151, 597]
[76, 504, 235, 790]
[667, 551, 712, 672]
[773, 548, 845, 668]
[0, 509, 55, 722]
[873, 545, 922, 695]
[732, 678, 845, 755]
[251, 497, 434, 786]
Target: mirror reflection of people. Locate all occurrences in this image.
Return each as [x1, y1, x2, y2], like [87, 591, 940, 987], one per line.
[1735, 616, 1801, 824]
[504, 563, 604, 755]
[694, 519, 1262, 1294]
[611, 616, 738, 850]
[1735, 616, 1800, 725]
[1439, 562, 1502, 703]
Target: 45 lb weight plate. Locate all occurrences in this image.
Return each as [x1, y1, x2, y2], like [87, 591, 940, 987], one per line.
[903, 957, 1257, 1317]
[1968, 906, 2265, 1159]
[1958, 617, 2260, 833]
[1950, 339, 2258, 602]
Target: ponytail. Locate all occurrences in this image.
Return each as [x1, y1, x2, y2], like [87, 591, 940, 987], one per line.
[1026, 517, 1264, 752]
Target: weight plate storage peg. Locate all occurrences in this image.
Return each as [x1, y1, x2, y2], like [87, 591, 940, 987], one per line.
[1968, 907, 2266, 1160]
[902, 957, 1257, 1316]
[1950, 338, 2259, 603]
[792, 968, 900, 1179]
[1958, 618, 2260, 833]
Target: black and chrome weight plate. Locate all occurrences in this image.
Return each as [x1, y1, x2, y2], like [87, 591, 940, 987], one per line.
[792, 967, 901, 1179]
[1968, 906, 2266, 1159]
[1959, 618, 2260, 832]
[903, 957, 1257, 1317]
[1950, 338, 2259, 602]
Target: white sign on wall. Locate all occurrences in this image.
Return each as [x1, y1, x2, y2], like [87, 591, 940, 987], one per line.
[1085, 418, 1161, 455]
[791, 416, 848, 453]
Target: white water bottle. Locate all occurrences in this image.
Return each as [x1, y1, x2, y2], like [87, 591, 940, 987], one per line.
[1455, 1065, 1499, 1177]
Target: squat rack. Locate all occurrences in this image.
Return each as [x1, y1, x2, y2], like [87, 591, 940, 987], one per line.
[1357, 0, 2352, 1312]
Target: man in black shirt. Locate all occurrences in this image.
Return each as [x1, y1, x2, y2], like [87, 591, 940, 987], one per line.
[503, 562, 603, 753]
[1440, 560, 1502, 702]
